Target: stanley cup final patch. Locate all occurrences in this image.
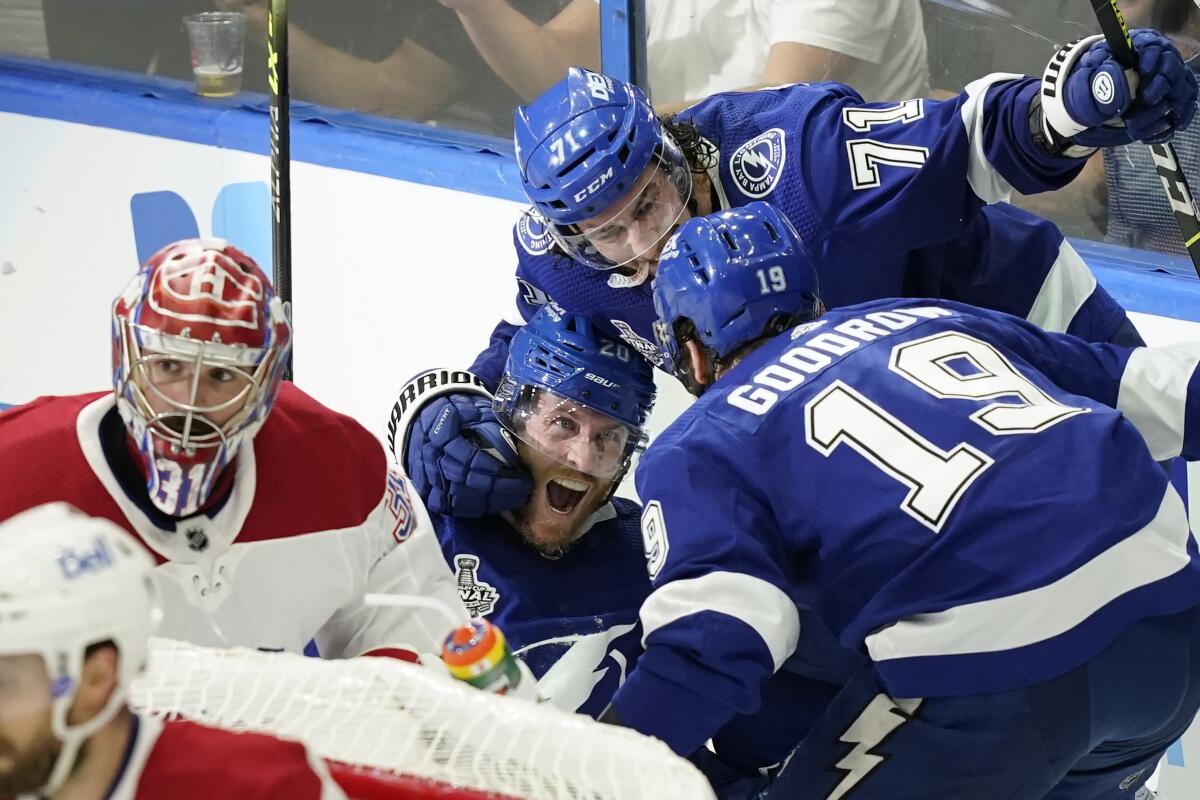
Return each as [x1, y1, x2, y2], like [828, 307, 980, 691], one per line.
[454, 554, 499, 617]
[730, 128, 787, 198]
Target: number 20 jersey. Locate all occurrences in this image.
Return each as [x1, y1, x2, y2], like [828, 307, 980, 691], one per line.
[615, 298, 1200, 757]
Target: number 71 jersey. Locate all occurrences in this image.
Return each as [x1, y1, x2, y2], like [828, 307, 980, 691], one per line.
[634, 298, 1200, 717]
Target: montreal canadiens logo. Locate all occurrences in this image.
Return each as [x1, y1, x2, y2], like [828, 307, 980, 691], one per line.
[730, 128, 786, 198]
[149, 258, 263, 329]
[517, 210, 554, 255]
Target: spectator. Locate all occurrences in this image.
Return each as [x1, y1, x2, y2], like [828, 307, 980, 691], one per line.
[41, 1, 571, 134]
[442, 0, 930, 113]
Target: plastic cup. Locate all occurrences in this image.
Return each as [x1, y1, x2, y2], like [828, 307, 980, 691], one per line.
[183, 12, 246, 97]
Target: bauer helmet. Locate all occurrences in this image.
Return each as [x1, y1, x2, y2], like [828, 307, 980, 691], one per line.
[112, 238, 291, 517]
[494, 304, 656, 482]
[0, 503, 159, 795]
[515, 67, 692, 271]
[652, 202, 821, 390]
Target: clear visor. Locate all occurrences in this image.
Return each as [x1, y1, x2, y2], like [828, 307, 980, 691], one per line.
[122, 324, 267, 452]
[551, 136, 693, 271]
[498, 387, 646, 480]
[0, 655, 53, 722]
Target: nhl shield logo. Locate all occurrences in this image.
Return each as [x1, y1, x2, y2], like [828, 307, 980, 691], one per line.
[730, 128, 787, 199]
[517, 210, 555, 256]
[454, 554, 499, 617]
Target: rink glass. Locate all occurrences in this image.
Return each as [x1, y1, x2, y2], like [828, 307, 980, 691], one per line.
[183, 12, 246, 98]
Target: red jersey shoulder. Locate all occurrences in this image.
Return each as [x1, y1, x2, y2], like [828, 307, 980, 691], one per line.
[241, 383, 386, 537]
[0, 392, 123, 523]
[135, 719, 325, 800]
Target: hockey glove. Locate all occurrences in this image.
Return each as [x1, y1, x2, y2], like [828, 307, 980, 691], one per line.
[1039, 30, 1198, 154]
[405, 394, 533, 517]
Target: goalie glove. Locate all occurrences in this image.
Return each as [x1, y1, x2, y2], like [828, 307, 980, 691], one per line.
[1035, 30, 1198, 157]
[387, 369, 533, 518]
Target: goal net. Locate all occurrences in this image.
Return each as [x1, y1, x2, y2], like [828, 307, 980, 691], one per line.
[129, 638, 716, 800]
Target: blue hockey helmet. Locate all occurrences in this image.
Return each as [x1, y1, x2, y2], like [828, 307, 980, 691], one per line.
[514, 68, 693, 271]
[652, 202, 822, 386]
[495, 303, 657, 481]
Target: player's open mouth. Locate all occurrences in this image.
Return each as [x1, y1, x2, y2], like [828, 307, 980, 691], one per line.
[545, 477, 590, 515]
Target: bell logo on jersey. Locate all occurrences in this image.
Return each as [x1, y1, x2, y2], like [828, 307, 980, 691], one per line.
[149, 256, 265, 330]
[731, 128, 787, 198]
[56, 536, 114, 580]
[454, 554, 499, 616]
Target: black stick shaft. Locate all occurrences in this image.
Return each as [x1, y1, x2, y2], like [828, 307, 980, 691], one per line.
[1090, 0, 1200, 277]
[268, 0, 293, 378]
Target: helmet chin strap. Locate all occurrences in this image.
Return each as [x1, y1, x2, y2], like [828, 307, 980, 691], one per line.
[41, 651, 129, 797]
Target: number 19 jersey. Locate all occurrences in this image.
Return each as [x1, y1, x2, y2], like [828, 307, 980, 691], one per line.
[616, 298, 1200, 757]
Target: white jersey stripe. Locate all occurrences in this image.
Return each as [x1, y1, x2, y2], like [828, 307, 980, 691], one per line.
[1117, 345, 1200, 460]
[958, 74, 1021, 204]
[639, 571, 800, 670]
[866, 484, 1191, 662]
[1026, 240, 1098, 334]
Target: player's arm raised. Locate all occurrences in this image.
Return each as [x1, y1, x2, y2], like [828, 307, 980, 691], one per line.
[802, 31, 1196, 253]
[608, 432, 799, 757]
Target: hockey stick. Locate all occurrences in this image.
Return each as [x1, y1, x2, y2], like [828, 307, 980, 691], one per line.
[268, 0, 293, 379]
[1089, 0, 1200, 277]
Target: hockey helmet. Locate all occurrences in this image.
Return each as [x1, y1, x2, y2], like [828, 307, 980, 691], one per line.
[494, 304, 656, 481]
[112, 238, 291, 517]
[515, 68, 692, 270]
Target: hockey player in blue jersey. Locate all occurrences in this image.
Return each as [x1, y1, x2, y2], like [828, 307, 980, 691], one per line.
[426, 303, 656, 718]
[390, 28, 1200, 520]
[608, 202, 1200, 799]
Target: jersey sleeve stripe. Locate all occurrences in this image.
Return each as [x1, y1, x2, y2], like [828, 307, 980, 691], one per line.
[1025, 240, 1098, 334]
[865, 484, 1190, 662]
[639, 571, 800, 670]
[1117, 345, 1200, 460]
[958, 74, 1020, 204]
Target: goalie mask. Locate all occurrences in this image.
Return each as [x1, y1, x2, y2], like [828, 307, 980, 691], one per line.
[494, 304, 656, 486]
[112, 239, 291, 517]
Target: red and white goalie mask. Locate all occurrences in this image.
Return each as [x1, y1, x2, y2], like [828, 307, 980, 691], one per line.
[111, 239, 291, 517]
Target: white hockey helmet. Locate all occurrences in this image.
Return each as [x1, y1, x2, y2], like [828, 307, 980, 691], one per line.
[0, 503, 160, 794]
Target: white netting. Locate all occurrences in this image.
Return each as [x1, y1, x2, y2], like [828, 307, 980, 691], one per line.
[129, 638, 715, 800]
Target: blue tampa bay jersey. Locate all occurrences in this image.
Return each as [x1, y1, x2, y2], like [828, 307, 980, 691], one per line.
[469, 76, 1132, 388]
[429, 497, 648, 718]
[611, 298, 1200, 758]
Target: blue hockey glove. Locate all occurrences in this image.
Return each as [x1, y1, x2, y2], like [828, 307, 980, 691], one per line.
[404, 393, 533, 517]
[1041, 30, 1198, 152]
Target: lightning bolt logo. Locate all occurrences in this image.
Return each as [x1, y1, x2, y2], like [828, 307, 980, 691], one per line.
[827, 694, 922, 800]
[738, 147, 774, 175]
[731, 128, 787, 198]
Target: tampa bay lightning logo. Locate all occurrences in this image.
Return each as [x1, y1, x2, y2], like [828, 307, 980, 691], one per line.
[730, 128, 787, 199]
[517, 210, 555, 256]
